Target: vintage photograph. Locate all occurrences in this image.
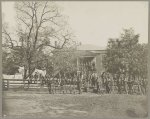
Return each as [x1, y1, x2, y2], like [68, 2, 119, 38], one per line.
[2, 1, 148, 118]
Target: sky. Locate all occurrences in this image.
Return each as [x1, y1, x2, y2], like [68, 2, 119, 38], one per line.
[2, 1, 148, 47]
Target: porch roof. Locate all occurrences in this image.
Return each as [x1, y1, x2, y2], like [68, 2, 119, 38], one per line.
[77, 44, 106, 51]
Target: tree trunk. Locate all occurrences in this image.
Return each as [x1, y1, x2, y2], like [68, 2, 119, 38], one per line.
[23, 68, 27, 89]
[27, 59, 32, 89]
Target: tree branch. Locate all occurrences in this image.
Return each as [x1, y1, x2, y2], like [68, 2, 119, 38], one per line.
[2, 28, 14, 48]
[33, 1, 48, 49]
[17, 16, 30, 28]
[16, 5, 32, 18]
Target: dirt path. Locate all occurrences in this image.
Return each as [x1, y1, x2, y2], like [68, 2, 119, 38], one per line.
[3, 91, 148, 118]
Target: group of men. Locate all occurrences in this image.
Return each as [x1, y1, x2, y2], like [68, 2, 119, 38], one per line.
[89, 72, 147, 95]
[16, 66, 146, 95]
[43, 71, 147, 95]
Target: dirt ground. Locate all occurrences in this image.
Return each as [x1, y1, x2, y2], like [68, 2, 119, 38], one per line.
[2, 90, 148, 118]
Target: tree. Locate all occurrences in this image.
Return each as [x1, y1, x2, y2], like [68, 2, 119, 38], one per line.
[103, 28, 148, 80]
[51, 47, 78, 76]
[2, 1, 73, 80]
[2, 49, 19, 74]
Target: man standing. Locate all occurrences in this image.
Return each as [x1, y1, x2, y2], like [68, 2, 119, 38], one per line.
[77, 72, 82, 94]
[96, 75, 102, 94]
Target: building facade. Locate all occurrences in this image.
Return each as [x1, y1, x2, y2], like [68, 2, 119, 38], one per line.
[76, 44, 106, 76]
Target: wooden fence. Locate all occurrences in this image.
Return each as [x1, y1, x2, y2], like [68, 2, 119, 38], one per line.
[2, 79, 48, 90]
[2, 78, 144, 95]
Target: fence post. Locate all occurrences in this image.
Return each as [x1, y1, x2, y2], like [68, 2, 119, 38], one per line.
[112, 80, 115, 94]
[7, 79, 9, 90]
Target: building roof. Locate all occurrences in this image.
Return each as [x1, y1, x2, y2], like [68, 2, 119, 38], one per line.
[77, 44, 106, 51]
[76, 50, 98, 57]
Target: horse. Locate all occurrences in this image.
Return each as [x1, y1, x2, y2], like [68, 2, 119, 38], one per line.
[18, 66, 47, 87]
[32, 68, 47, 85]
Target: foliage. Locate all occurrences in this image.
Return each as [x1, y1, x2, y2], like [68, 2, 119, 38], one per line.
[46, 46, 78, 76]
[2, 49, 19, 74]
[103, 28, 148, 79]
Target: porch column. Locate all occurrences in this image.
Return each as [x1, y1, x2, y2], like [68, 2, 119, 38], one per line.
[77, 57, 79, 71]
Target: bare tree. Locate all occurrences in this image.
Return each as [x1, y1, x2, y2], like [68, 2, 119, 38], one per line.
[2, 1, 73, 82]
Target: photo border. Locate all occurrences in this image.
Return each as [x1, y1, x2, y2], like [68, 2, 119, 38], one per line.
[0, 0, 149, 119]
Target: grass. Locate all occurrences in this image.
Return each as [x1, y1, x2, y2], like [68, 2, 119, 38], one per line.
[3, 91, 148, 118]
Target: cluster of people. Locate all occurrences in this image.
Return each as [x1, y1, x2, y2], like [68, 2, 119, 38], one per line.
[43, 71, 147, 95]
[4, 65, 147, 95]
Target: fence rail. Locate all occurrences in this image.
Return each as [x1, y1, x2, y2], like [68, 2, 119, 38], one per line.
[2, 79, 45, 90]
[2, 78, 146, 95]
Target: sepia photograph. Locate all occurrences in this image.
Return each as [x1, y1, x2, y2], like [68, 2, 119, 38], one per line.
[1, 1, 149, 118]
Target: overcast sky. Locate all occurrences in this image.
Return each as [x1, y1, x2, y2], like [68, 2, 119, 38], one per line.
[2, 1, 148, 47]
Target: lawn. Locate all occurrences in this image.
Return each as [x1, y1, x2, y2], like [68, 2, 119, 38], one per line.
[2, 91, 148, 118]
